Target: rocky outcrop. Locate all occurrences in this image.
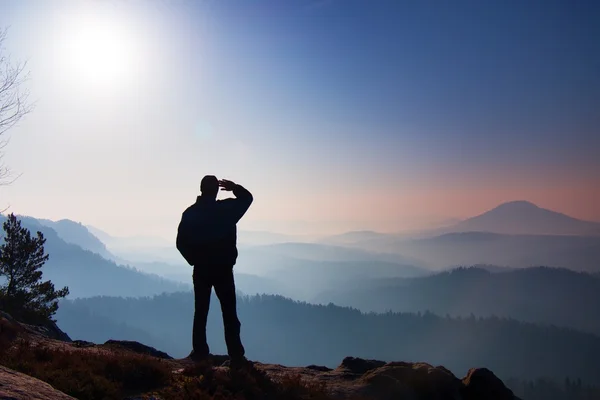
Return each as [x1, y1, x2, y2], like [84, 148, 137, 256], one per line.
[256, 359, 520, 400]
[25, 319, 72, 342]
[103, 339, 173, 359]
[357, 362, 463, 399]
[0, 310, 71, 342]
[462, 368, 519, 400]
[0, 365, 75, 400]
[337, 356, 386, 374]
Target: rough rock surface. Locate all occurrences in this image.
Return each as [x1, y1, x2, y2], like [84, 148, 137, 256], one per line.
[462, 368, 519, 400]
[337, 356, 386, 374]
[253, 358, 520, 400]
[103, 339, 173, 359]
[0, 311, 71, 342]
[0, 365, 75, 400]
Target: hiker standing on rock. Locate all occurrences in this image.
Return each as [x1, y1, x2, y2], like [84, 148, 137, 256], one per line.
[176, 175, 253, 367]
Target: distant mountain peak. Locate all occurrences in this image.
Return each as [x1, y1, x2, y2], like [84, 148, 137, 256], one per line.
[443, 200, 600, 236]
[494, 200, 540, 210]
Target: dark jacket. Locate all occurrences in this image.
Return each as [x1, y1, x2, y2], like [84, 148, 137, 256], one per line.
[176, 185, 253, 267]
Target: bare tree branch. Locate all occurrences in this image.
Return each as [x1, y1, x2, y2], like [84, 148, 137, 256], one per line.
[0, 27, 32, 187]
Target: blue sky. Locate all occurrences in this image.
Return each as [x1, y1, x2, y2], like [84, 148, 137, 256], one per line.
[0, 0, 598, 236]
[191, 0, 599, 163]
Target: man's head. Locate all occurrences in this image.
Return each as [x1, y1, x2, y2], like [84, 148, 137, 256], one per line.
[200, 175, 219, 198]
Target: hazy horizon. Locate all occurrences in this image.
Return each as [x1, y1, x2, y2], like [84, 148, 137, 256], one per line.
[5, 198, 600, 241]
[0, 0, 598, 238]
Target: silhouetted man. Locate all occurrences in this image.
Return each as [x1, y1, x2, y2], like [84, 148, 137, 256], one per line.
[176, 176, 253, 366]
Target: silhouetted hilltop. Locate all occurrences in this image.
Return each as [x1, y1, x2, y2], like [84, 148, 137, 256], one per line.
[309, 201, 600, 272]
[30, 216, 113, 259]
[0, 311, 520, 400]
[0, 214, 189, 298]
[442, 201, 600, 236]
[315, 266, 600, 335]
[341, 231, 600, 272]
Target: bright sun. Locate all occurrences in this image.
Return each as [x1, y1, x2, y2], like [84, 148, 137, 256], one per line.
[57, 7, 142, 90]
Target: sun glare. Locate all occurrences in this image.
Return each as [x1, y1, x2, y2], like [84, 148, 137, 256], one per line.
[57, 8, 143, 91]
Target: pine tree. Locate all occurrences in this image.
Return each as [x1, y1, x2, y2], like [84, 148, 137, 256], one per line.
[0, 213, 69, 323]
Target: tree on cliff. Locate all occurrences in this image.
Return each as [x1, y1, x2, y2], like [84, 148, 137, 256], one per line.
[0, 213, 69, 323]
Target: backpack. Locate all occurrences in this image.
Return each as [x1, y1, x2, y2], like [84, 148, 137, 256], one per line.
[176, 214, 195, 266]
[176, 202, 228, 266]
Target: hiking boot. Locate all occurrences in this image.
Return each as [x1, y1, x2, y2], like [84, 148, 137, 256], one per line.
[225, 356, 253, 369]
[187, 351, 212, 364]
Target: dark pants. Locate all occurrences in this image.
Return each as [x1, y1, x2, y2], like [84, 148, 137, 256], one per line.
[192, 265, 245, 359]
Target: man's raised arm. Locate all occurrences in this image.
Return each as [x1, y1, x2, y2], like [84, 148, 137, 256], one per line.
[219, 179, 253, 223]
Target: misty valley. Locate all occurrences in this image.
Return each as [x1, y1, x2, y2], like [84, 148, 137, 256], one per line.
[2, 200, 600, 398]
